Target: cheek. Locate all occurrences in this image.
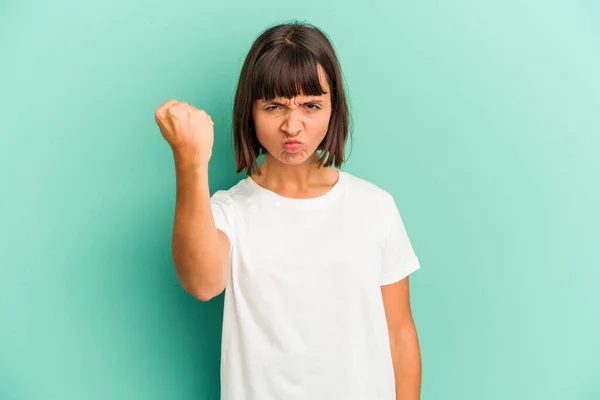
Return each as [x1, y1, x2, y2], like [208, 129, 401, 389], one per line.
[314, 114, 331, 135]
[253, 119, 279, 147]
[254, 118, 276, 137]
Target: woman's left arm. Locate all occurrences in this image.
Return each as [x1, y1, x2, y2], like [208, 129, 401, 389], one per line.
[381, 276, 422, 400]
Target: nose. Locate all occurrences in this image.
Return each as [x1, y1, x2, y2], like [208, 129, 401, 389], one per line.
[281, 109, 303, 136]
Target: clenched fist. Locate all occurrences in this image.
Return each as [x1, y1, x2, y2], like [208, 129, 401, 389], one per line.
[154, 99, 215, 166]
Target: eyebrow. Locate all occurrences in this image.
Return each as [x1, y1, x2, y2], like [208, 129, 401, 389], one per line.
[263, 99, 324, 105]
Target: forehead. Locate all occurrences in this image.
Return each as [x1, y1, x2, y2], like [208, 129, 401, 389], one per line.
[260, 70, 330, 103]
[259, 94, 325, 103]
[251, 54, 331, 102]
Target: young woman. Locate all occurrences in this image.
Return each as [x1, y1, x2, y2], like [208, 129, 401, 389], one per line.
[155, 21, 422, 400]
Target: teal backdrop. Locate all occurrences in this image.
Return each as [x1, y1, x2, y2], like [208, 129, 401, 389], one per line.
[2, 0, 599, 399]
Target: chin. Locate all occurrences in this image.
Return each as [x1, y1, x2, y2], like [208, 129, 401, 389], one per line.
[266, 149, 315, 165]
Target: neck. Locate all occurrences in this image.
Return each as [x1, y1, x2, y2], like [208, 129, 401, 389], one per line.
[255, 153, 333, 192]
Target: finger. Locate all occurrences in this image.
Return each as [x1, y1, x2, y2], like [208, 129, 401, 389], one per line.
[158, 99, 178, 113]
[155, 100, 179, 122]
[168, 102, 190, 115]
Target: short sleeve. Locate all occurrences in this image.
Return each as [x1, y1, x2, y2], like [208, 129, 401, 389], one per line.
[380, 194, 421, 286]
[210, 190, 236, 252]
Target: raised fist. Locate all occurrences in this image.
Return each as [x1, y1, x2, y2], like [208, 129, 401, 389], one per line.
[154, 99, 214, 165]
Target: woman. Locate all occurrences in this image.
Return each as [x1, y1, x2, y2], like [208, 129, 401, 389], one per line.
[155, 21, 422, 400]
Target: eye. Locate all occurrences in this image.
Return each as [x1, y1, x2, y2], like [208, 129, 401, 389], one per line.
[264, 104, 320, 111]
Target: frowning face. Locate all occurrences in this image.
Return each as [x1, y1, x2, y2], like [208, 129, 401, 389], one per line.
[252, 64, 332, 166]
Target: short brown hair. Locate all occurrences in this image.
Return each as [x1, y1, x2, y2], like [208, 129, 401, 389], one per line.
[232, 21, 352, 176]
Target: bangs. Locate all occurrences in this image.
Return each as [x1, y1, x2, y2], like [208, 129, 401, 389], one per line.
[251, 46, 328, 101]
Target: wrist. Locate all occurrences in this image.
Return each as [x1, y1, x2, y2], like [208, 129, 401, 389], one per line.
[173, 149, 210, 172]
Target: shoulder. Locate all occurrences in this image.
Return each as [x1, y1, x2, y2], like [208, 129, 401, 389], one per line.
[210, 176, 252, 207]
[340, 171, 402, 241]
[341, 171, 396, 207]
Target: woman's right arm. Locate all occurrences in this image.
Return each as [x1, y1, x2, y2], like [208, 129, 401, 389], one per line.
[171, 159, 230, 301]
[155, 99, 229, 301]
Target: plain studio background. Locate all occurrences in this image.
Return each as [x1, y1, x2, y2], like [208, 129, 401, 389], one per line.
[1, 1, 599, 399]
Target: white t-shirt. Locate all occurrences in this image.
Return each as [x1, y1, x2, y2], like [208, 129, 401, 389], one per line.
[210, 169, 421, 400]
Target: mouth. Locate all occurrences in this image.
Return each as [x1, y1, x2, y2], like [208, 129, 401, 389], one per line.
[283, 141, 302, 152]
